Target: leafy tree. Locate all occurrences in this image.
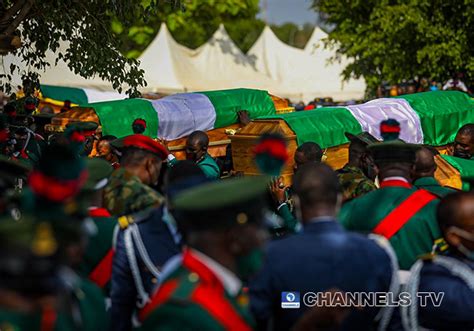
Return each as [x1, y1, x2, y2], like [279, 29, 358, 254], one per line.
[312, 0, 474, 94]
[0, 0, 182, 96]
[271, 22, 314, 49]
[113, 0, 260, 56]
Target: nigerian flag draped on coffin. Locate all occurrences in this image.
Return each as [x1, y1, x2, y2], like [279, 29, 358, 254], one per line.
[89, 88, 276, 139]
[259, 91, 474, 148]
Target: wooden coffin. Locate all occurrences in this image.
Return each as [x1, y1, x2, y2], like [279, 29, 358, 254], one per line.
[230, 119, 462, 189]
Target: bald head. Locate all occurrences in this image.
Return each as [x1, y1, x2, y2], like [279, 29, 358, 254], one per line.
[414, 147, 437, 179]
[293, 163, 341, 221]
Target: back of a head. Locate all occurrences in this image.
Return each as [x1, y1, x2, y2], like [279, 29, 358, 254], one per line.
[437, 191, 474, 231]
[121, 147, 156, 167]
[296, 142, 323, 162]
[293, 163, 341, 208]
[188, 130, 209, 147]
[415, 147, 437, 178]
[457, 123, 474, 140]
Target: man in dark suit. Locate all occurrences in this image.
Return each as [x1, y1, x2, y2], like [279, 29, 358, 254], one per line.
[250, 163, 397, 331]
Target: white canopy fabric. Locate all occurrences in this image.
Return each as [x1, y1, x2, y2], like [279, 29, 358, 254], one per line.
[248, 26, 366, 102]
[139, 24, 279, 93]
[1, 38, 123, 93]
[138, 23, 195, 93]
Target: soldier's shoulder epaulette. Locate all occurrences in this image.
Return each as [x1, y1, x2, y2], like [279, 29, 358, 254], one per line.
[419, 253, 435, 262]
[117, 208, 155, 229]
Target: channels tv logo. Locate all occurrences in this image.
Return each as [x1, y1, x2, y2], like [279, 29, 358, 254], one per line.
[281, 292, 300, 309]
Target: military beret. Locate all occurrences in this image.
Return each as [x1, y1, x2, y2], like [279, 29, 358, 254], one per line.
[173, 176, 270, 231]
[28, 143, 87, 202]
[82, 158, 114, 191]
[117, 134, 169, 159]
[66, 121, 99, 137]
[345, 131, 378, 146]
[133, 118, 147, 129]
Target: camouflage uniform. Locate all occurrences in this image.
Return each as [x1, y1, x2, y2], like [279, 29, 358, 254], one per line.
[104, 167, 164, 216]
[337, 164, 377, 201]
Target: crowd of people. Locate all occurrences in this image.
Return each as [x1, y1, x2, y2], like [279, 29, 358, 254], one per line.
[0, 93, 473, 331]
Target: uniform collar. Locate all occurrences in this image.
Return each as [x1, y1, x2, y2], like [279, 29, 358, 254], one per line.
[413, 176, 439, 187]
[188, 249, 242, 296]
[380, 176, 411, 189]
[88, 207, 111, 218]
[303, 219, 341, 233]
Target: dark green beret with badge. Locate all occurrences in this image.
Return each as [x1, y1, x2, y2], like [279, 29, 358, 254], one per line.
[172, 175, 270, 231]
[65, 121, 99, 136]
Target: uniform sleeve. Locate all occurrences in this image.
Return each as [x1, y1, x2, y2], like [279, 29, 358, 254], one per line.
[110, 231, 137, 331]
[276, 203, 298, 234]
[249, 248, 279, 330]
[198, 162, 220, 180]
[338, 201, 355, 230]
[418, 267, 474, 329]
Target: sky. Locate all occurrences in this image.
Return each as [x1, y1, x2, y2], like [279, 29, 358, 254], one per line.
[258, 0, 318, 26]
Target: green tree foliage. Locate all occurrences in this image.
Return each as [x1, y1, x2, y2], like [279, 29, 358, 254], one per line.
[0, 0, 186, 96]
[114, 0, 261, 56]
[312, 0, 474, 93]
[271, 22, 314, 49]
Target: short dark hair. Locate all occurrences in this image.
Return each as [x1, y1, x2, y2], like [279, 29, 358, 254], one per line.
[457, 123, 474, 141]
[187, 130, 209, 148]
[293, 163, 341, 207]
[437, 191, 474, 230]
[100, 135, 117, 142]
[121, 147, 160, 167]
[296, 142, 323, 162]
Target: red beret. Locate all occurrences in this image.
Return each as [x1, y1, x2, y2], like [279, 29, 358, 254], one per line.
[133, 118, 147, 128]
[123, 134, 168, 159]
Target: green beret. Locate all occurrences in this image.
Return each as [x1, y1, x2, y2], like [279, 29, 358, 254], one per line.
[173, 176, 270, 231]
[345, 131, 378, 146]
[82, 158, 114, 191]
[66, 121, 98, 136]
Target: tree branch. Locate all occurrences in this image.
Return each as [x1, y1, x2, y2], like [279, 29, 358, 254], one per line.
[2, 0, 34, 36]
[0, 0, 25, 26]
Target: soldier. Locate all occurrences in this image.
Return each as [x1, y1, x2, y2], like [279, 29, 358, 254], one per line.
[96, 134, 120, 168]
[7, 143, 109, 330]
[132, 118, 147, 134]
[138, 176, 270, 330]
[402, 192, 474, 330]
[450, 123, 474, 159]
[104, 134, 167, 216]
[76, 158, 117, 294]
[168, 130, 220, 179]
[10, 126, 43, 166]
[340, 120, 443, 270]
[64, 121, 99, 157]
[269, 141, 322, 234]
[337, 132, 378, 201]
[250, 163, 397, 331]
[110, 161, 206, 331]
[413, 146, 456, 197]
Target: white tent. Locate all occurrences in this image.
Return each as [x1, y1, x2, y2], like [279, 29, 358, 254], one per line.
[138, 23, 196, 93]
[248, 26, 366, 102]
[304, 27, 366, 100]
[182, 24, 279, 92]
